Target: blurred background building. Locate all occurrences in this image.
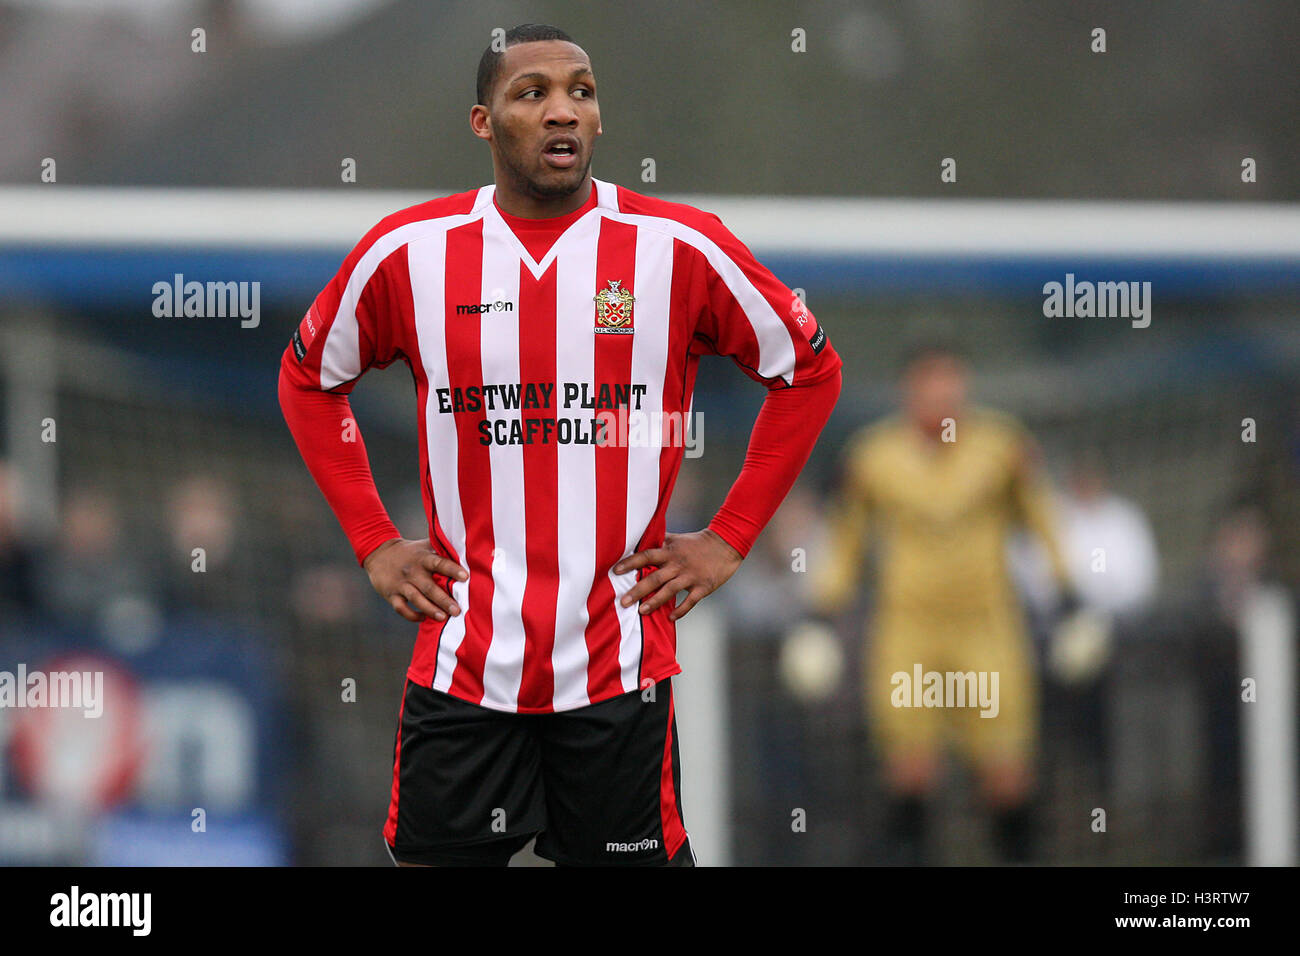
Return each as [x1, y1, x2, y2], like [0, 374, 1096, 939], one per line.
[0, 0, 1297, 865]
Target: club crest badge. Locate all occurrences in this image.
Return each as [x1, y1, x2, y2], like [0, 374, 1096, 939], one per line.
[593, 279, 635, 334]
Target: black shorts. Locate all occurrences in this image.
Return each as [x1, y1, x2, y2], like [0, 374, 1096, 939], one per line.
[382, 677, 693, 866]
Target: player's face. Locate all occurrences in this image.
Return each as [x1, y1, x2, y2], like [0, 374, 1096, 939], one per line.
[484, 41, 601, 201]
[903, 353, 969, 434]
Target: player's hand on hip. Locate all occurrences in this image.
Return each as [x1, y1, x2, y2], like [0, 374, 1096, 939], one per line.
[613, 529, 743, 622]
[363, 537, 468, 623]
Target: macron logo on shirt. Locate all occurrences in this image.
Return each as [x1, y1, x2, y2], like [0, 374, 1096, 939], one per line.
[455, 300, 515, 315]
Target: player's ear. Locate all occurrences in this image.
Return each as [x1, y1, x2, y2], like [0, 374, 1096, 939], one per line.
[469, 104, 492, 140]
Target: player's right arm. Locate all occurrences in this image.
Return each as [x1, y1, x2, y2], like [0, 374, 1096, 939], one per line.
[277, 225, 465, 623]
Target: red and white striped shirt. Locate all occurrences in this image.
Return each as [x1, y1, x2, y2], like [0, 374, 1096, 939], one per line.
[280, 177, 841, 713]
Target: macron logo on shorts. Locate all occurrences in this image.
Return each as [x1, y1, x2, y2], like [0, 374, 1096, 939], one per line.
[606, 838, 660, 853]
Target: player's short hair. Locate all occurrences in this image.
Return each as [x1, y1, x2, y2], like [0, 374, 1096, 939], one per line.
[476, 23, 576, 107]
[899, 322, 968, 372]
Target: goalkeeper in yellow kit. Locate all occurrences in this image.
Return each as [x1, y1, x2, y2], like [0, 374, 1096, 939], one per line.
[812, 337, 1077, 864]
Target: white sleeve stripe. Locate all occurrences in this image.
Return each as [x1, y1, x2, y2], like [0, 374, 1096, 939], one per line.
[599, 210, 798, 385]
[318, 204, 490, 390]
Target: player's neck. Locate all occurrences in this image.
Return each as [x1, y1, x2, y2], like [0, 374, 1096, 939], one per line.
[911, 418, 954, 445]
[494, 176, 593, 220]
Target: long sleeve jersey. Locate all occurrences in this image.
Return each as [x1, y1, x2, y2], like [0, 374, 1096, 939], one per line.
[280, 177, 841, 713]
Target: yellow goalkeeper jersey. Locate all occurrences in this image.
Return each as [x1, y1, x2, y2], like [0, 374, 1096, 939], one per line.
[814, 405, 1069, 618]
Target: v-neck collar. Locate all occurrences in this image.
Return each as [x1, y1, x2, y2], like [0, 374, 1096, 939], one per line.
[481, 178, 611, 279]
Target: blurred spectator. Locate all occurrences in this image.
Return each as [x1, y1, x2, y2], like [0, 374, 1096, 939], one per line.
[290, 564, 365, 628]
[723, 484, 818, 638]
[158, 474, 250, 622]
[1011, 450, 1159, 625]
[0, 459, 41, 617]
[167, 474, 238, 569]
[1012, 451, 1159, 824]
[35, 484, 154, 636]
[1177, 496, 1280, 861]
[1202, 498, 1273, 624]
[1058, 451, 1159, 621]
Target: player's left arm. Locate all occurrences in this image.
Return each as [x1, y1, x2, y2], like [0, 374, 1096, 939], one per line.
[1010, 428, 1115, 681]
[616, 213, 843, 620]
[1008, 428, 1074, 598]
